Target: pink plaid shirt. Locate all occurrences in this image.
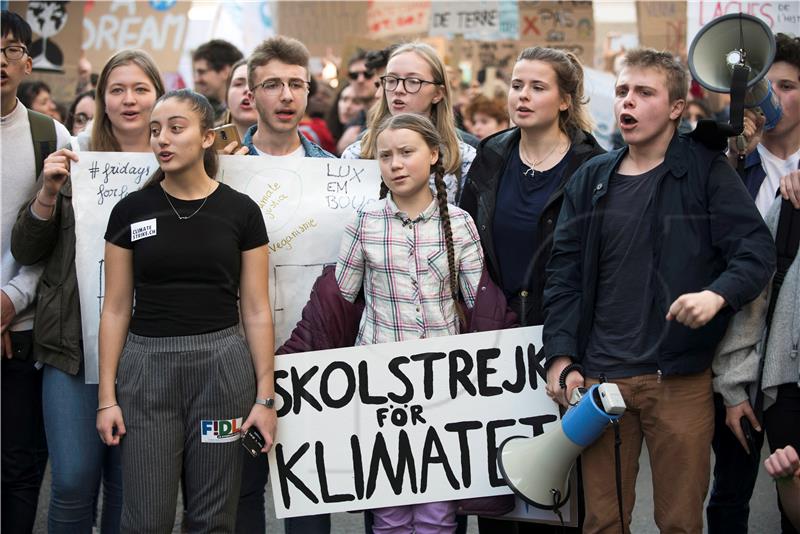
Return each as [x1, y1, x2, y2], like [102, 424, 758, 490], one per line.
[335, 195, 485, 345]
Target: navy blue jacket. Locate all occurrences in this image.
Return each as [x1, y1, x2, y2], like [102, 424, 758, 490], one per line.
[543, 132, 776, 376]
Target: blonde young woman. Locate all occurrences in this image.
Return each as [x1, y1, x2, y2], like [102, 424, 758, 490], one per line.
[12, 48, 165, 532]
[341, 42, 475, 204]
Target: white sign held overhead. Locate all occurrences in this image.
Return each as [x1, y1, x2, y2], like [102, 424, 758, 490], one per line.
[71, 154, 382, 384]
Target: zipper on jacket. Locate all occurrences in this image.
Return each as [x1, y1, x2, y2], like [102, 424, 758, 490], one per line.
[657, 369, 663, 384]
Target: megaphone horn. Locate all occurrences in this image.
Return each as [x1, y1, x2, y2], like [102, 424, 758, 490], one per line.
[688, 13, 782, 131]
[498, 384, 624, 510]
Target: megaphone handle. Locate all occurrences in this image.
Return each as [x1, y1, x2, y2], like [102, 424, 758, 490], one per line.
[727, 64, 749, 136]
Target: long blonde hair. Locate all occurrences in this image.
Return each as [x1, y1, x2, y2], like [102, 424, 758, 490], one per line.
[361, 42, 461, 176]
[91, 49, 165, 152]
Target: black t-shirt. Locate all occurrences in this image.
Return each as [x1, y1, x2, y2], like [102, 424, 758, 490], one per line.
[105, 182, 268, 337]
[493, 143, 571, 297]
[584, 163, 667, 378]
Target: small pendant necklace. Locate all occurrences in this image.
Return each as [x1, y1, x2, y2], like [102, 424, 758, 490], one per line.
[161, 180, 214, 221]
[520, 138, 567, 178]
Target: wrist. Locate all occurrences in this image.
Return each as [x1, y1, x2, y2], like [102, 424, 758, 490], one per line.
[39, 187, 58, 202]
[255, 397, 275, 409]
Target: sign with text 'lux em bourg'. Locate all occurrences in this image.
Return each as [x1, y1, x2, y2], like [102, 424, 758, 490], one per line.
[268, 326, 563, 519]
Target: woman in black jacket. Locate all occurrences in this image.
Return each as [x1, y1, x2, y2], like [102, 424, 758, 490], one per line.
[460, 47, 605, 534]
[461, 46, 605, 329]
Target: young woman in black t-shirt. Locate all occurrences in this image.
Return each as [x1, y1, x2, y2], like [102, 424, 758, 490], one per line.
[96, 89, 276, 532]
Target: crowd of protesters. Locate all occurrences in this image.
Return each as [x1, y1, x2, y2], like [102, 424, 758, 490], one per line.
[3, 7, 800, 534]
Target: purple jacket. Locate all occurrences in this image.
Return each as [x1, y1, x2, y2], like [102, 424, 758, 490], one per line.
[277, 265, 518, 355]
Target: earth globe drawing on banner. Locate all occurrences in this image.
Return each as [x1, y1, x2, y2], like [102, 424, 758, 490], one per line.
[25, 0, 67, 72]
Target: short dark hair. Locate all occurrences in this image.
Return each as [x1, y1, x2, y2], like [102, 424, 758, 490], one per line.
[774, 33, 800, 73]
[347, 49, 368, 69]
[1, 10, 32, 48]
[364, 45, 399, 72]
[17, 80, 50, 109]
[192, 39, 243, 72]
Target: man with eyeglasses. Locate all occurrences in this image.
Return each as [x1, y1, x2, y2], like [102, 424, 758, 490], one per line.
[236, 35, 334, 534]
[1, 10, 71, 533]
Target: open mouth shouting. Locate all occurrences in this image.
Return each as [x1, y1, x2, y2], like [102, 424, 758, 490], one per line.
[619, 113, 638, 130]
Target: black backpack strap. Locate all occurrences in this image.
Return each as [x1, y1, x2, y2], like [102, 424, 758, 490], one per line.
[27, 108, 57, 180]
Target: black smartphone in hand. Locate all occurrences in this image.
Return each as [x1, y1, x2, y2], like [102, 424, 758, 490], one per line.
[241, 427, 266, 458]
[740, 416, 757, 456]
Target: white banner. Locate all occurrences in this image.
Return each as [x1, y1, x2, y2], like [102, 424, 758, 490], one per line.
[267, 326, 570, 524]
[686, 0, 800, 49]
[71, 154, 381, 383]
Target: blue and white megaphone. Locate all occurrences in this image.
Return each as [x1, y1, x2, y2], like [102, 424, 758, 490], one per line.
[688, 13, 782, 132]
[497, 384, 625, 509]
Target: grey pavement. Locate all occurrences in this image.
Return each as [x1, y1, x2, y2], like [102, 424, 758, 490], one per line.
[33, 442, 781, 533]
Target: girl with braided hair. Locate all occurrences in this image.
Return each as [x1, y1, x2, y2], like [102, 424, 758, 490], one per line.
[334, 112, 484, 532]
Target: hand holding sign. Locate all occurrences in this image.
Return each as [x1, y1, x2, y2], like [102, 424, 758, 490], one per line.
[42, 147, 78, 196]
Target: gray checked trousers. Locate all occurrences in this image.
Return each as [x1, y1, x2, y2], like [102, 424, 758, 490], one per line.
[116, 326, 256, 533]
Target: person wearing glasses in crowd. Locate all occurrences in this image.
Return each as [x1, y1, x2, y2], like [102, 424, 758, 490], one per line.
[341, 42, 476, 204]
[65, 89, 95, 135]
[1, 12, 72, 533]
[235, 35, 336, 534]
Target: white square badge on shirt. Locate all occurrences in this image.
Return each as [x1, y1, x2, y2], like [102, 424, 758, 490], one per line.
[130, 218, 157, 242]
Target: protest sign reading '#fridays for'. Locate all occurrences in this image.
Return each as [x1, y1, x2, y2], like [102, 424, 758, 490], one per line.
[71, 154, 381, 384]
[268, 326, 569, 523]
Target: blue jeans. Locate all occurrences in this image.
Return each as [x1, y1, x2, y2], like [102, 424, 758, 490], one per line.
[43, 364, 123, 533]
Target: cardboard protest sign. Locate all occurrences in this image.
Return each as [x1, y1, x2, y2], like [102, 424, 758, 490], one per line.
[367, 0, 431, 39]
[454, 40, 521, 81]
[7, 1, 83, 103]
[518, 1, 594, 65]
[277, 1, 368, 57]
[687, 1, 800, 49]
[636, 1, 687, 55]
[71, 154, 381, 383]
[82, 0, 190, 72]
[268, 326, 572, 525]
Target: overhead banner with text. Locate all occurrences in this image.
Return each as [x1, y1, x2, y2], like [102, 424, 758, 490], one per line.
[268, 326, 571, 525]
[82, 0, 190, 72]
[71, 153, 381, 383]
[687, 1, 800, 49]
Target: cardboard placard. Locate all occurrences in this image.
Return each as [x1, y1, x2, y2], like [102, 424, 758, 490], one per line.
[636, 1, 687, 55]
[518, 1, 594, 65]
[366, 0, 430, 39]
[70, 154, 382, 384]
[277, 1, 368, 58]
[7, 1, 83, 103]
[82, 0, 190, 72]
[268, 326, 572, 526]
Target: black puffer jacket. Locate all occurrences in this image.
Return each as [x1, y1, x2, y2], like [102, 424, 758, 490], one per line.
[460, 127, 605, 326]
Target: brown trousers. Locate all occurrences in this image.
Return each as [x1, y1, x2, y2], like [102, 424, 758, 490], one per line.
[581, 370, 714, 534]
